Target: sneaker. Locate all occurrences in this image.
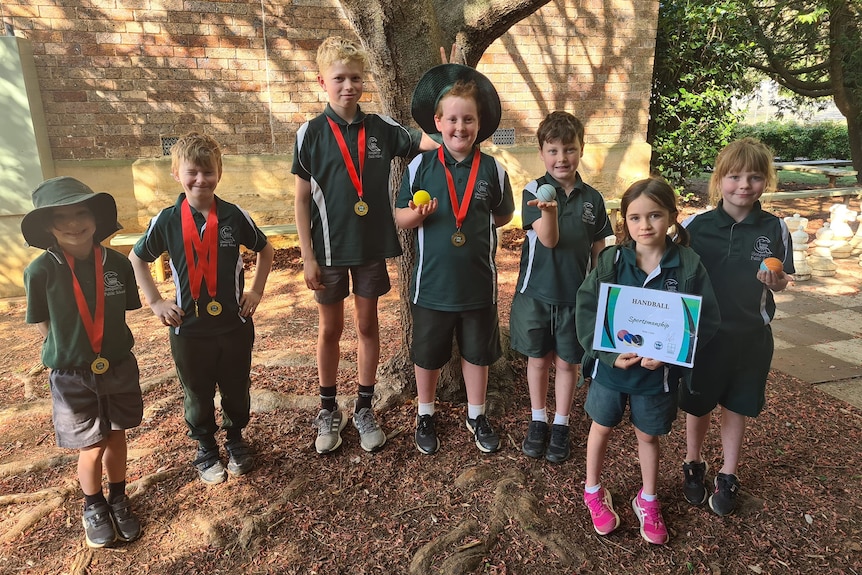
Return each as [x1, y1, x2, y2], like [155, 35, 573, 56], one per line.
[632, 490, 669, 544]
[465, 414, 500, 453]
[682, 460, 709, 505]
[313, 407, 347, 454]
[583, 487, 620, 535]
[108, 495, 141, 542]
[225, 438, 254, 476]
[545, 424, 570, 463]
[193, 447, 227, 485]
[414, 414, 440, 455]
[82, 501, 117, 548]
[521, 420, 548, 459]
[709, 472, 740, 516]
[352, 403, 387, 452]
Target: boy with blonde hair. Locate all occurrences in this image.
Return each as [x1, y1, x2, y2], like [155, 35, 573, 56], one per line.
[130, 132, 273, 484]
[293, 36, 438, 454]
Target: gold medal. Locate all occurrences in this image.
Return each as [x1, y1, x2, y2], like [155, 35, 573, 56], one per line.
[451, 231, 466, 247]
[354, 200, 369, 216]
[91, 356, 110, 374]
[206, 299, 223, 316]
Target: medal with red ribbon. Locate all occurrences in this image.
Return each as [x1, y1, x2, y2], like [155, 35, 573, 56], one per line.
[327, 117, 368, 216]
[65, 245, 109, 374]
[181, 198, 222, 317]
[438, 146, 481, 247]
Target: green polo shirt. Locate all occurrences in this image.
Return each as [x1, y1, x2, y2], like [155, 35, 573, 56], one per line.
[516, 173, 613, 305]
[397, 146, 515, 311]
[292, 105, 423, 266]
[24, 246, 141, 369]
[682, 200, 794, 332]
[133, 194, 269, 337]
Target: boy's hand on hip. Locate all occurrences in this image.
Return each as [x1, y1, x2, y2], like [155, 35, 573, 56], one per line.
[151, 298, 184, 327]
[239, 290, 262, 317]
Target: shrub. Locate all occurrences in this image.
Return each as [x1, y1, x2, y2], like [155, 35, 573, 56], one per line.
[732, 121, 850, 161]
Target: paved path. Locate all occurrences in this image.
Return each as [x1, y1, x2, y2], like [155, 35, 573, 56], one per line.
[771, 258, 862, 408]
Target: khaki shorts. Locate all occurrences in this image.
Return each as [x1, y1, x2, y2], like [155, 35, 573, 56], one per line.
[49, 354, 143, 449]
[315, 259, 391, 305]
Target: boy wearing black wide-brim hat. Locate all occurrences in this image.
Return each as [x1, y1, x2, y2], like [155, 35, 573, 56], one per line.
[22, 176, 144, 548]
[395, 64, 515, 456]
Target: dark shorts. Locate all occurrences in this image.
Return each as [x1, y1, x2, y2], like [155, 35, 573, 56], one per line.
[509, 293, 583, 364]
[679, 326, 773, 418]
[410, 304, 503, 370]
[584, 379, 677, 436]
[315, 259, 391, 305]
[49, 354, 143, 449]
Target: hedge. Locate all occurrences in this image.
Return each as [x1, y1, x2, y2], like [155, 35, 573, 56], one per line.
[732, 121, 851, 161]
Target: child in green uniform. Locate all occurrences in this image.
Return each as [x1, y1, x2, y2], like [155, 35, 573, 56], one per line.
[22, 177, 143, 548]
[680, 138, 793, 516]
[576, 178, 720, 544]
[292, 36, 439, 454]
[395, 64, 515, 455]
[130, 132, 274, 485]
[511, 111, 613, 463]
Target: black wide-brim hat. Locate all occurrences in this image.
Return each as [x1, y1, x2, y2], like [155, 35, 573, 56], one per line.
[21, 176, 121, 250]
[411, 64, 502, 144]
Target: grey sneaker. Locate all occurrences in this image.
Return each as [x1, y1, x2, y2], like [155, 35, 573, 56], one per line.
[194, 447, 227, 485]
[352, 403, 387, 452]
[521, 420, 548, 459]
[82, 501, 117, 548]
[225, 438, 254, 476]
[108, 494, 142, 542]
[682, 460, 709, 505]
[545, 424, 570, 463]
[314, 407, 347, 454]
[465, 414, 500, 453]
[709, 472, 740, 516]
[415, 414, 440, 455]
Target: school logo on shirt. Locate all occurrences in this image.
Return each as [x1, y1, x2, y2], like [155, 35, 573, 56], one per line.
[582, 202, 597, 225]
[474, 179, 491, 201]
[751, 235, 773, 261]
[664, 278, 679, 292]
[103, 271, 125, 297]
[220, 225, 237, 248]
[367, 137, 383, 159]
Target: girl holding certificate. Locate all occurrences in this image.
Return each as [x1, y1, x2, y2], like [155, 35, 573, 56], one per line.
[575, 178, 720, 545]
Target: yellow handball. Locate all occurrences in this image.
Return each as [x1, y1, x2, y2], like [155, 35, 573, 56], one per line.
[413, 190, 431, 206]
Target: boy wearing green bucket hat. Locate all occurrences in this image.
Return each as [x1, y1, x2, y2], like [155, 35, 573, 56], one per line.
[22, 176, 144, 548]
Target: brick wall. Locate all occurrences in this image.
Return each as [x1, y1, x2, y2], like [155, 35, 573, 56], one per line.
[2, 0, 657, 160]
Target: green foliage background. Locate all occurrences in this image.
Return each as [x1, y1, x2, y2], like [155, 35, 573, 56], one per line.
[733, 121, 851, 161]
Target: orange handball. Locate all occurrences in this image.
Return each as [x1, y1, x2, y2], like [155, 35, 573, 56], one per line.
[760, 257, 784, 273]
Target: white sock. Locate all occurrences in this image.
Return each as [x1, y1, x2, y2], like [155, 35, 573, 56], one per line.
[640, 491, 657, 502]
[585, 484, 601, 494]
[418, 402, 435, 416]
[467, 403, 484, 420]
[531, 408, 548, 422]
[553, 413, 570, 426]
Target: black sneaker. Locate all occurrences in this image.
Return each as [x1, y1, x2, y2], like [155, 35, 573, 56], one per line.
[415, 414, 440, 455]
[193, 447, 227, 485]
[82, 501, 117, 548]
[225, 438, 254, 476]
[465, 414, 500, 453]
[682, 460, 709, 505]
[521, 420, 548, 459]
[545, 424, 570, 463]
[108, 495, 141, 542]
[709, 472, 740, 516]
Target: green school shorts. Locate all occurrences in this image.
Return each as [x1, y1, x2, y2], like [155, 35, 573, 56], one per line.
[509, 292, 583, 364]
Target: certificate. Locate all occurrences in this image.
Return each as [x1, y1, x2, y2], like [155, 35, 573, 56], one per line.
[592, 283, 703, 368]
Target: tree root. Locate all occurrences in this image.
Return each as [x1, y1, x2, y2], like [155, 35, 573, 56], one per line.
[68, 543, 94, 575]
[127, 467, 182, 499]
[0, 494, 69, 545]
[234, 476, 311, 550]
[0, 453, 76, 479]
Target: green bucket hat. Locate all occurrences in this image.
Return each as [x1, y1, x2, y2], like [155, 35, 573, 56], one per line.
[411, 64, 502, 144]
[21, 176, 121, 250]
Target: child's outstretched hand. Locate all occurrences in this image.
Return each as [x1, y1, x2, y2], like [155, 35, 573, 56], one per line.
[613, 352, 641, 369]
[410, 197, 438, 218]
[527, 198, 558, 212]
[756, 268, 791, 292]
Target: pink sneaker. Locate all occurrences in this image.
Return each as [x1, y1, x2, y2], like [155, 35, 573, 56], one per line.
[631, 489, 669, 544]
[583, 487, 620, 535]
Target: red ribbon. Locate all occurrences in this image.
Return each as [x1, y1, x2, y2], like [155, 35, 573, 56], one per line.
[327, 117, 365, 201]
[438, 146, 481, 231]
[64, 245, 105, 357]
[181, 198, 219, 305]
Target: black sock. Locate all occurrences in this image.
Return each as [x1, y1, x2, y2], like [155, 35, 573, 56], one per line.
[226, 427, 243, 443]
[356, 385, 375, 410]
[199, 437, 218, 453]
[320, 386, 337, 412]
[84, 491, 107, 509]
[107, 481, 126, 504]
